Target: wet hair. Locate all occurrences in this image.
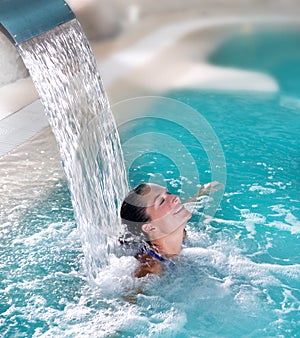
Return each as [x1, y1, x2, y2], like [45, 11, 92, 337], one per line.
[120, 183, 152, 239]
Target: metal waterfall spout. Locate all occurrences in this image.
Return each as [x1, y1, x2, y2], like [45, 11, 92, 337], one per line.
[0, 0, 75, 45]
[0, 0, 128, 280]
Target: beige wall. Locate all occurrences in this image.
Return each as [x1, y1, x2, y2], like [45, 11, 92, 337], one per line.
[0, 0, 299, 87]
[115, 0, 300, 19]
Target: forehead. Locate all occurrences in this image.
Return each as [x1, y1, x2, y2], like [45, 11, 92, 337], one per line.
[139, 184, 166, 206]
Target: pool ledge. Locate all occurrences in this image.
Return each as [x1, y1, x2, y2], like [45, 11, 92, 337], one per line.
[1, 15, 299, 159]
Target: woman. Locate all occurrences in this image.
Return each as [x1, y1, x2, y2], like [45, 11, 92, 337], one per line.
[120, 182, 222, 278]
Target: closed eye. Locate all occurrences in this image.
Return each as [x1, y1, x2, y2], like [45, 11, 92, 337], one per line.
[159, 191, 171, 205]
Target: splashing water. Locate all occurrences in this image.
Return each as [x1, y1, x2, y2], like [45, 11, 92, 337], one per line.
[17, 19, 128, 279]
[2, 25, 300, 337]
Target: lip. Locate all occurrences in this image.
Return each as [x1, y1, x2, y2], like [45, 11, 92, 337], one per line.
[173, 205, 184, 215]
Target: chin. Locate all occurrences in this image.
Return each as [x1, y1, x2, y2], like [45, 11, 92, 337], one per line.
[184, 208, 192, 220]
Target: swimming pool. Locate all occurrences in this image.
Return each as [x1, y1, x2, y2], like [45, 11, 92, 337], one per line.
[1, 23, 300, 337]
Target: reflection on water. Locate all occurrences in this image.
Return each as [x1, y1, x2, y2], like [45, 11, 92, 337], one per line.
[2, 89, 300, 337]
[1, 25, 300, 337]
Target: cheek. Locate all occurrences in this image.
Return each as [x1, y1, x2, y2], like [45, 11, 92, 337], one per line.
[151, 205, 172, 221]
[161, 203, 173, 215]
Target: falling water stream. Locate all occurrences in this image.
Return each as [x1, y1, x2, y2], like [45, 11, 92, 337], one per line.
[2, 21, 300, 337]
[18, 19, 128, 279]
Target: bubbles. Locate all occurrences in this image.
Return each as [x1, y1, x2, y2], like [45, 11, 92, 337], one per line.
[8, 24, 300, 338]
[184, 195, 214, 215]
[249, 184, 276, 195]
[18, 20, 128, 278]
[92, 255, 139, 295]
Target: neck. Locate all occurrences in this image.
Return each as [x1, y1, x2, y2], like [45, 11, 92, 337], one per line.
[150, 227, 184, 257]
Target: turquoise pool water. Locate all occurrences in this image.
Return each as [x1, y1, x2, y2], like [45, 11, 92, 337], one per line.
[2, 89, 299, 337]
[1, 28, 300, 337]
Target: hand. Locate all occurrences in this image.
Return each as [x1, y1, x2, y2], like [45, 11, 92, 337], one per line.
[184, 181, 224, 203]
[197, 181, 224, 197]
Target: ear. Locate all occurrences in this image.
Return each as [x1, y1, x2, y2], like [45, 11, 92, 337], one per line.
[141, 223, 155, 234]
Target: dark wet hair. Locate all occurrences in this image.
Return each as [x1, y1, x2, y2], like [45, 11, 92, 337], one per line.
[120, 183, 152, 238]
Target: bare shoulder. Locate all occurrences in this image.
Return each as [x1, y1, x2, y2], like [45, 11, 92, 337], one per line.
[134, 253, 163, 278]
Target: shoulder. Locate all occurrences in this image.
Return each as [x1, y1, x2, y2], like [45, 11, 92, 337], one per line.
[134, 253, 163, 278]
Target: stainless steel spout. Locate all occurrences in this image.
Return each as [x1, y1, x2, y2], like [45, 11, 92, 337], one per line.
[0, 0, 75, 45]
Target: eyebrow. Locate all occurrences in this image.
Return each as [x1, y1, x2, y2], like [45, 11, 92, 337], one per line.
[152, 189, 167, 205]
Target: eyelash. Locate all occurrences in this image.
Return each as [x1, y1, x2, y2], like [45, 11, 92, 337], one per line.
[159, 191, 171, 205]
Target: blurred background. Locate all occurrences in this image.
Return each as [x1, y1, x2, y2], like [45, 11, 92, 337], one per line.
[1, 0, 299, 88]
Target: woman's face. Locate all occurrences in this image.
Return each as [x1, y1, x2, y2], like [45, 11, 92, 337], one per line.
[140, 184, 191, 239]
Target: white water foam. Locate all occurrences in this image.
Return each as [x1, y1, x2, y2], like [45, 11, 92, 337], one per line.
[18, 20, 128, 278]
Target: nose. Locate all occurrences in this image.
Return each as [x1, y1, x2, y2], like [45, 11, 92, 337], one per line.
[170, 194, 179, 205]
